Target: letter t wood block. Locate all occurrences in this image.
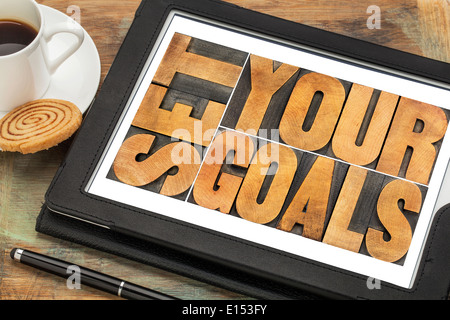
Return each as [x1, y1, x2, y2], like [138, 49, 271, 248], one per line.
[277, 156, 335, 241]
[153, 33, 243, 88]
[133, 33, 244, 147]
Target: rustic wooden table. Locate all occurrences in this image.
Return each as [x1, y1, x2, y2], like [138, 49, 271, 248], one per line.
[0, 0, 449, 300]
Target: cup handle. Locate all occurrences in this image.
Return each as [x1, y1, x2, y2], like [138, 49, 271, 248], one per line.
[42, 21, 85, 74]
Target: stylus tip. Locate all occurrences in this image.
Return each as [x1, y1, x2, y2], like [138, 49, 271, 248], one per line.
[10, 248, 17, 260]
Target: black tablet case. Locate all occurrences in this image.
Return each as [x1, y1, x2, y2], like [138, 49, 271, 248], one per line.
[36, 0, 450, 300]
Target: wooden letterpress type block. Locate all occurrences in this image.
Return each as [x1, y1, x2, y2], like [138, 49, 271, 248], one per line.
[192, 130, 256, 214]
[236, 142, 298, 225]
[168, 37, 247, 105]
[322, 166, 368, 253]
[362, 176, 426, 264]
[132, 84, 225, 146]
[111, 127, 202, 199]
[365, 178, 423, 263]
[153, 33, 243, 88]
[132, 34, 249, 147]
[376, 97, 448, 185]
[332, 84, 399, 167]
[279, 72, 346, 152]
[277, 155, 335, 241]
[233, 54, 299, 133]
[221, 56, 301, 142]
[346, 170, 386, 238]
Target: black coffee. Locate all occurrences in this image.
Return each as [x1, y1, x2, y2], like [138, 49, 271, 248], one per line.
[0, 20, 38, 56]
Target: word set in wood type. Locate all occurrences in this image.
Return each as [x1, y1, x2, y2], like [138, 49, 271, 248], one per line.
[111, 33, 449, 264]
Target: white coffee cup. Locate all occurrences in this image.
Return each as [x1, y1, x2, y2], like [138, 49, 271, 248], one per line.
[0, 0, 84, 113]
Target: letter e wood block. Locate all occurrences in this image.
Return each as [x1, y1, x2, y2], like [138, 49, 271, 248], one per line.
[132, 84, 225, 146]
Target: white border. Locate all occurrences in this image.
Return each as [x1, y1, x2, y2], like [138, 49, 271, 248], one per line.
[87, 12, 450, 289]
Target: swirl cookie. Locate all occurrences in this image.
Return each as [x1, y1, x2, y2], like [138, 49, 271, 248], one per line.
[0, 99, 82, 154]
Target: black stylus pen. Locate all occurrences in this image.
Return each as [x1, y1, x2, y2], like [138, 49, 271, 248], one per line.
[10, 248, 179, 300]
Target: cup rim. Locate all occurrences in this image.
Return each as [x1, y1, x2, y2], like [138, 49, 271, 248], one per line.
[0, 0, 44, 60]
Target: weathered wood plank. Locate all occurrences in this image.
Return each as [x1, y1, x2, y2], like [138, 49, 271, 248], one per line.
[1, 0, 448, 300]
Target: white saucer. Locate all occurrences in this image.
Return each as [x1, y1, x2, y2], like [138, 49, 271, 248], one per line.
[0, 5, 101, 119]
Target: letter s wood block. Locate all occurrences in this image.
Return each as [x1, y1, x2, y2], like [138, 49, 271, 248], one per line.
[366, 179, 422, 263]
[113, 134, 200, 197]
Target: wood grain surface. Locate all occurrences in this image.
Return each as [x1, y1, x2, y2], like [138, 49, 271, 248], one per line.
[1, 0, 449, 300]
[235, 55, 299, 132]
[279, 72, 346, 151]
[236, 143, 298, 224]
[365, 179, 422, 263]
[322, 166, 368, 253]
[332, 85, 399, 166]
[277, 156, 335, 242]
[192, 130, 255, 214]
